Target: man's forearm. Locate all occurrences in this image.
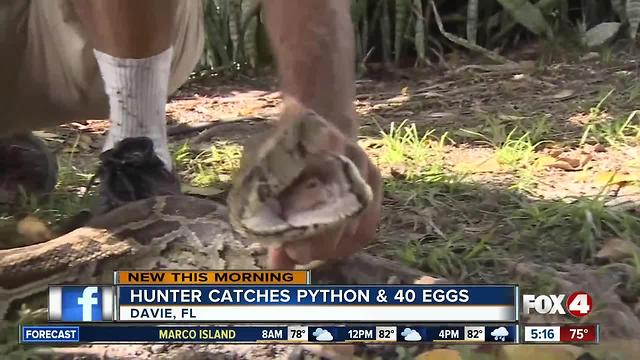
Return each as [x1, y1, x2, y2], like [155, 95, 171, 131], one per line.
[262, 0, 358, 140]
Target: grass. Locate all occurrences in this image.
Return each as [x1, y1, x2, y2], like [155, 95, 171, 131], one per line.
[0, 307, 48, 359]
[457, 114, 553, 147]
[10, 113, 635, 297]
[381, 175, 640, 282]
[371, 115, 640, 295]
[3, 114, 640, 357]
[581, 110, 640, 147]
[455, 121, 549, 193]
[173, 141, 242, 188]
[0, 157, 96, 249]
[375, 120, 449, 179]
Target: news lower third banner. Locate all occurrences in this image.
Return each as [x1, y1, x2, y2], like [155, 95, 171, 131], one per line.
[21, 324, 520, 344]
[46, 271, 517, 322]
[49, 284, 518, 322]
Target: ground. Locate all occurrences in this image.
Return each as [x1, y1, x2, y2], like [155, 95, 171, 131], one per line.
[2, 43, 640, 359]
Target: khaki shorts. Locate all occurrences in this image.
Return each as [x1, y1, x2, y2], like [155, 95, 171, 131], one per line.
[0, 0, 204, 135]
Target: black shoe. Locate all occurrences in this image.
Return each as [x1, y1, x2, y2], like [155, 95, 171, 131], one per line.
[95, 137, 180, 214]
[0, 133, 58, 204]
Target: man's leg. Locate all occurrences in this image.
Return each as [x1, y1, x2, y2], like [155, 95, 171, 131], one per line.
[0, 1, 59, 202]
[262, 0, 383, 268]
[71, 0, 176, 168]
[0, 0, 202, 205]
[70, 0, 181, 212]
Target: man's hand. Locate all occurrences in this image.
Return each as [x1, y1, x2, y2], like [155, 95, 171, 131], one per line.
[261, 0, 369, 268]
[267, 127, 383, 269]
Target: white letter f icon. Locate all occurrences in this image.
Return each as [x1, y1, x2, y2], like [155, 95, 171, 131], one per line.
[78, 287, 99, 321]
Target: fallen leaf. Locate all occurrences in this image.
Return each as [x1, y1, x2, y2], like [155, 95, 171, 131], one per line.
[236, 105, 262, 117]
[415, 349, 462, 360]
[547, 160, 576, 170]
[595, 238, 640, 262]
[558, 157, 583, 168]
[594, 171, 640, 186]
[535, 155, 558, 167]
[389, 164, 409, 179]
[414, 276, 441, 285]
[426, 112, 456, 119]
[580, 52, 600, 61]
[497, 345, 584, 360]
[180, 184, 224, 197]
[551, 89, 575, 100]
[589, 143, 606, 152]
[386, 94, 411, 103]
[547, 147, 566, 157]
[32, 131, 64, 142]
[357, 138, 383, 149]
[301, 344, 355, 360]
[545, 154, 592, 171]
[454, 156, 503, 173]
[17, 214, 53, 245]
[390, 110, 415, 117]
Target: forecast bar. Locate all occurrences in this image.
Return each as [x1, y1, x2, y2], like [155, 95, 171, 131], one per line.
[21, 324, 519, 344]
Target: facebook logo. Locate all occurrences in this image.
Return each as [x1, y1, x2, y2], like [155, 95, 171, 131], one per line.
[48, 286, 113, 322]
[76, 287, 100, 321]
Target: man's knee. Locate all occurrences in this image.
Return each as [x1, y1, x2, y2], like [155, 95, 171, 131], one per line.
[1, 0, 204, 135]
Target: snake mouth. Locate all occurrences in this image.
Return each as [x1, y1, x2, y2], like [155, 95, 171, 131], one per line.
[239, 154, 371, 240]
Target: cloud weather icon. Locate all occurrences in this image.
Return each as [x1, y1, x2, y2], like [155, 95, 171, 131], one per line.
[400, 328, 422, 341]
[490, 327, 509, 341]
[312, 328, 334, 341]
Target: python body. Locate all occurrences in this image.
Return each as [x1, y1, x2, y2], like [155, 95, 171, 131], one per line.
[0, 104, 392, 320]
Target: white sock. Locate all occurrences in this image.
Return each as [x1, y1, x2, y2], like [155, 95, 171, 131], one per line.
[94, 47, 173, 170]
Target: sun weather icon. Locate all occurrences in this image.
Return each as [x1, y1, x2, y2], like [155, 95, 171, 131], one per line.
[400, 328, 422, 341]
[312, 328, 334, 341]
[490, 327, 509, 341]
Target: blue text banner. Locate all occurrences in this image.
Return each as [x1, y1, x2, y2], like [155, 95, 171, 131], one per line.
[115, 285, 517, 322]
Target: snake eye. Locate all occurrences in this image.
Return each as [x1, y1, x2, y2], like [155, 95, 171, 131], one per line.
[302, 178, 322, 190]
[257, 183, 271, 202]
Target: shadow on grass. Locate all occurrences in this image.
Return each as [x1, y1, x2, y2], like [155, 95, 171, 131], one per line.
[376, 174, 640, 280]
[375, 172, 640, 341]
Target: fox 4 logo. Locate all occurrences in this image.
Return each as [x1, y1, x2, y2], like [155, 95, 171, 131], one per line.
[522, 291, 593, 318]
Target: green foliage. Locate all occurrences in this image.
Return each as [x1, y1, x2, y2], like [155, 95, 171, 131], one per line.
[197, 0, 634, 75]
[496, 0, 552, 37]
